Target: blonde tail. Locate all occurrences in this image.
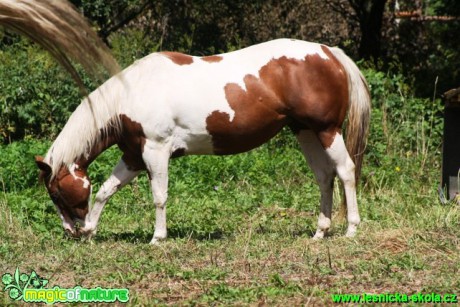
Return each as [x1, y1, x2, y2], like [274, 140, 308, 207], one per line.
[0, 0, 120, 91]
[331, 48, 371, 219]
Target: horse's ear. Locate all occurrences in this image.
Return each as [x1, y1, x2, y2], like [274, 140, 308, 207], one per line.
[35, 156, 51, 175]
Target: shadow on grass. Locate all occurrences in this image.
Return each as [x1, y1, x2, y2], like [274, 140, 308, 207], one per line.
[89, 227, 317, 244]
[92, 227, 226, 244]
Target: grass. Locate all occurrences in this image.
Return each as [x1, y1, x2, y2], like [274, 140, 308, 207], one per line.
[1, 131, 459, 305]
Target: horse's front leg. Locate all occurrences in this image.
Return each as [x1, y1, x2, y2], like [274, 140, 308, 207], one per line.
[142, 142, 170, 245]
[80, 159, 140, 237]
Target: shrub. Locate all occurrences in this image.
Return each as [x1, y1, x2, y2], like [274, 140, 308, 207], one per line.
[0, 38, 91, 143]
[363, 68, 443, 167]
[0, 139, 50, 192]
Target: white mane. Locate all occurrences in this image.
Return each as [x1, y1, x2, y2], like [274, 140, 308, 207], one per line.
[45, 76, 124, 176]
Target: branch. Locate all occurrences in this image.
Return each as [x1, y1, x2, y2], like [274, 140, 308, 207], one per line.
[395, 11, 459, 21]
[347, 0, 365, 18]
[324, 0, 359, 22]
[99, 0, 151, 40]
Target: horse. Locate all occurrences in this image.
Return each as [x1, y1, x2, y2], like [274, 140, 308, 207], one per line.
[32, 38, 371, 244]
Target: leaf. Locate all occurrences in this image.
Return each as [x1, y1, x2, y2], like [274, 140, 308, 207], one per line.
[13, 268, 20, 287]
[4, 284, 19, 290]
[29, 271, 37, 279]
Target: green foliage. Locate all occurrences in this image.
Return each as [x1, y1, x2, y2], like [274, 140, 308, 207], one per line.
[0, 139, 50, 192]
[110, 29, 161, 68]
[391, 0, 460, 96]
[0, 38, 85, 142]
[363, 68, 443, 168]
[70, 0, 147, 39]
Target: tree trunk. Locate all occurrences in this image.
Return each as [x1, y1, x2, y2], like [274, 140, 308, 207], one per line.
[350, 0, 387, 60]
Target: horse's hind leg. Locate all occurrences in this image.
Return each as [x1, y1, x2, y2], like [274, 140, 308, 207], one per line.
[296, 130, 335, 239]
[142, 142, 170, 245]
[320, 130, 360, 237]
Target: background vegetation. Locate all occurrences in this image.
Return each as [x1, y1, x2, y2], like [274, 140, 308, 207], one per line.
[1, 0, 458, 142]
[1, 0, 459, 305]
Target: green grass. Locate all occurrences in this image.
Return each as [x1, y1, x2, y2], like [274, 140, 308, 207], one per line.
[1, 131, 459, 305]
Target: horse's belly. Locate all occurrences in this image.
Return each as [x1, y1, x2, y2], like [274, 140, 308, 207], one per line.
[170, 107, 287, 156]
[204, 110, 288, 155]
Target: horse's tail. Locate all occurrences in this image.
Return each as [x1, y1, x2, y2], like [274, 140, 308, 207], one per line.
[0, 0, 120, 92]
[330, 48, 371, 217]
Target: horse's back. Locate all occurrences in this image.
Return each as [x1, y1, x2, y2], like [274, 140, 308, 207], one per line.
[114, 39, 349, 156]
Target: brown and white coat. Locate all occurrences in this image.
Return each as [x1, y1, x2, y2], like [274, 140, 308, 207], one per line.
[36, 39, 370, 244]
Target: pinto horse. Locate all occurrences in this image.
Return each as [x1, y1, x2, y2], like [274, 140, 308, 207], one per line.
[33, 38, 371, 244]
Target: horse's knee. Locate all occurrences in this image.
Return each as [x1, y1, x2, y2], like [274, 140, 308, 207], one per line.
[336, 161, 355, 187]
[154, 192, 168, 208]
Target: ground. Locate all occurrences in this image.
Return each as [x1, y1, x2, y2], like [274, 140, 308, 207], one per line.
[1, 135, 459, 305]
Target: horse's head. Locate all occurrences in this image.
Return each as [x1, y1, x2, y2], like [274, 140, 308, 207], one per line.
[35, 156, 91, 237]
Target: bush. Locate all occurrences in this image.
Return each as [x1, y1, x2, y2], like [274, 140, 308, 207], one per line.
[0, 31, 165, 144]
[0, 139, 50, 192]
[0, 38, 91, 143]
[363, 68, 443, 167]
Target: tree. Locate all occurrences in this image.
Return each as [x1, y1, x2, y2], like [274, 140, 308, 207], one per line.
[69, 0, 151, 44]
[351, 0, 388, 60]
[391, 0, 460, 95]
[326, 0, 388, 60]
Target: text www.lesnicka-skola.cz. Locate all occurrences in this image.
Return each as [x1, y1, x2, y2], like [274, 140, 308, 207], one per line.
[331, 292, 458, 304]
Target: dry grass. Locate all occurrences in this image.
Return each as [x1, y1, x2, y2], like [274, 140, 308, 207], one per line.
[1, 138, 459, 305]
[1, 194, 459, 305]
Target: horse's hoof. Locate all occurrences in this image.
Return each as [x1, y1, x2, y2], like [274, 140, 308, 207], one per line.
[149, 238, 161, 245]
[149, 235, 167, 245]
[345, 225, 357, 237]
[78, 227, 97, 238]
[313, 230, 325, 240]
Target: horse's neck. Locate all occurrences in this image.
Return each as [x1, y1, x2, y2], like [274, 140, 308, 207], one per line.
[76, 129, 118, 169]
[46, 81, 122, 175]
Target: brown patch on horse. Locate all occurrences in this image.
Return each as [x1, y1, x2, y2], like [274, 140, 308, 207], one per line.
[161, 52, 194, 65]
[206, 51, 348, 153]
[206, 74, 288, 154]
[36, 156, 90, 223]
[201, 55, 223, 63]
[56, 166, 90, 219]
[36, 156, 51, 182]
[118, 114, 147, 171]
[264, 52, 348, 148]
[39, 164, 90, 220]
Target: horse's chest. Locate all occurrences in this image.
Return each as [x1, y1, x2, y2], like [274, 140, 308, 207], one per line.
[117, 114, 147, 170]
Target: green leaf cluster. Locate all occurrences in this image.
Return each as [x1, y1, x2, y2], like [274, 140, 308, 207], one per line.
[0, 38, 84, 142]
